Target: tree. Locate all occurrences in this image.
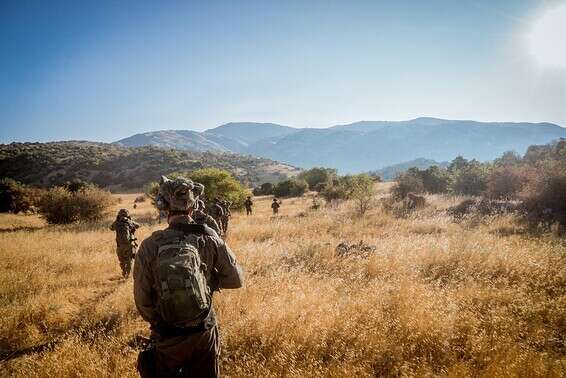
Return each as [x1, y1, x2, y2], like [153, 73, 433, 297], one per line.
[273, 178, 308, 198]
[348, 174, 376, 215]
[253, 182, 274, 196]
[391, 172, 425, 200]
[485, 166, 525, 200]
[450, 163, 489, 196]
[297, 168, 337, 191]
[188, 168, 250, 208]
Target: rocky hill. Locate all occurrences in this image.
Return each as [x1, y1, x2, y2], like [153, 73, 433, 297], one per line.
[0, 142, 299, 191]
[114, 118, 566, 173]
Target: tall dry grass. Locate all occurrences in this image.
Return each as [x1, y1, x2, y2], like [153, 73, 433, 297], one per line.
[1, 186, 565, 377]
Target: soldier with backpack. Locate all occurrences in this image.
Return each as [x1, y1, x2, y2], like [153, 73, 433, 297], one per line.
[133, 176, 244, 378]
[208, 198, 225, 236]
[110, 208, 140, 278]
[244, 196, 253, 216]
[220, 200, 232, 235]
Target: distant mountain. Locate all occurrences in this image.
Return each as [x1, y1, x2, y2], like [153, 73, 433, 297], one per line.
[371, 158, 449, 181]
[113, 118, 566, 173]
[0, 142, 299, 191]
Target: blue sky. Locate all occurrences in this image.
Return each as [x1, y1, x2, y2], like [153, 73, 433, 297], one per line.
[1, 0, 565, 143]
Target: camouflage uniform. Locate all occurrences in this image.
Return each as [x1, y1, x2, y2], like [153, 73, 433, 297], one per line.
[134, 176, 243, 378]
[271, 199, 281, 215]
[193, 209, 222, 236]
[220, 201, 232, 235]
[110, 209, 140, 278]
[208, 200, 225, 235]
[244, 197, 253, 216]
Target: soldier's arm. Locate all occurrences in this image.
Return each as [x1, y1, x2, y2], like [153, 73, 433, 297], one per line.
[212, 238, 244, 289]
[110, 221, 116, 231]
[133, 240, 158, 324]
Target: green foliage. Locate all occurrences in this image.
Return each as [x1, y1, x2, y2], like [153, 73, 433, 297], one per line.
[253, 182, 274, 196]
[0, 178, 37, 214]
[38, 186, 114, 224]
[450, 162, 489, 196]
[297, 167, 337, 191]
[348, 174, 376, 215]
[273, 178, 308, 198]
[144, 181, 160, 207]
[188, 168, 250, 208]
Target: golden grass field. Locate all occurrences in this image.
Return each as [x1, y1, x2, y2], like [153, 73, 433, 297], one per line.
[1, 184, 565, 377]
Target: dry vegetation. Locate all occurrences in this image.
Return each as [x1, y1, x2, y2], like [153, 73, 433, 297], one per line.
[1, 185, 565, 377]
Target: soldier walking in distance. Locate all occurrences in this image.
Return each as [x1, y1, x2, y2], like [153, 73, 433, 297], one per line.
[244, 196, 253, 216]
[192, 199, 222, 236]
[220, 200, 232, 235]
[134, 176, 244, 378]
[110, 209, 140, 278]
[271, 198, 281, 215]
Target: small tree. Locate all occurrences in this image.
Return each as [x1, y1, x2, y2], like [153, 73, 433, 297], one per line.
[273, 178, 308, 198]
[188, 168, 249, 208]
[349, 174, 375, 215]
[297, 167, 337, 191]
[253, 182, 274, 196]
[450, 163, 489, 196]
[391, 172, 424, 200]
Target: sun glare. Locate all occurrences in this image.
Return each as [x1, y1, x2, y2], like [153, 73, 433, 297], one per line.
[528, 4, 566, 69]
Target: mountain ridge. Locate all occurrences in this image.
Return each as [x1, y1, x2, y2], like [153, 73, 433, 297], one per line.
[114, 118, 566, 173]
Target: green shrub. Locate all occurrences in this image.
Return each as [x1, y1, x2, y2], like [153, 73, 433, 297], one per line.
[188, 168, 250, 208]
[273, 178, 308, 198]
[297, 167, 337, 191]
[450, 163, 489, 196]
[348, 174, 376, 215]
[38, 186, 114, 224]
[0, 178, 40, 214]
[253, 182, 274, 196]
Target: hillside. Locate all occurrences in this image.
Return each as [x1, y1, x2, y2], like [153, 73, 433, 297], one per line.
[371, 158, 449, 181]
[113, 118, 566, 173]
[0, 142, 299, 190]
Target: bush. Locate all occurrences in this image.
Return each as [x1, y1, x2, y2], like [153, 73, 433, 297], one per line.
[391, 172, 424, 200]
[273, 178, 308, 198]
[188, 168, 249, 208]
[297, 168, 337, 191]
[519, 162, 566, 228]
[64, 179, 91, 193]
[0, 178, 40, 214]
[485, 166, 526, 200]
[253, 182, 274, 196]
[450, 163, 489, 196]
[38, 186, 114, 224]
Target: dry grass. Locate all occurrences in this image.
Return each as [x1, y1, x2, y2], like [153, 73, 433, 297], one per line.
[1, 185, 565, 377]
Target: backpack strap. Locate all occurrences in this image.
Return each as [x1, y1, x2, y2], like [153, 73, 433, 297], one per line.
[170, 223, 216, 237]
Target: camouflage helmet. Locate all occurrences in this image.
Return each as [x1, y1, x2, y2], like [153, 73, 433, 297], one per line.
[155, 176, 205, 212]
[118, 208, 129, 217]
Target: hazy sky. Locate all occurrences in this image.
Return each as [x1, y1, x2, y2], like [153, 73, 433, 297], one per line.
[1, 0, 565, 143]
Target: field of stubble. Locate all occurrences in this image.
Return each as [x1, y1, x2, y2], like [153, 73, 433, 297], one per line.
[1, 184, 565, 377]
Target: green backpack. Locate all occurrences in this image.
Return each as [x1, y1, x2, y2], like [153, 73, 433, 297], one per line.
[156, 225, 211, 327]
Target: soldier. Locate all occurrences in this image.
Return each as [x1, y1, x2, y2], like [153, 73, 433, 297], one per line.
[244, 196, 253, 216]
[110, 208, 140, 278]
[134, 176, 244, 378]
[208, 198, 225, 235]
[271, 198, 281, 215]
[220, 200, 232, 234]
[192, 199, 222, 236]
